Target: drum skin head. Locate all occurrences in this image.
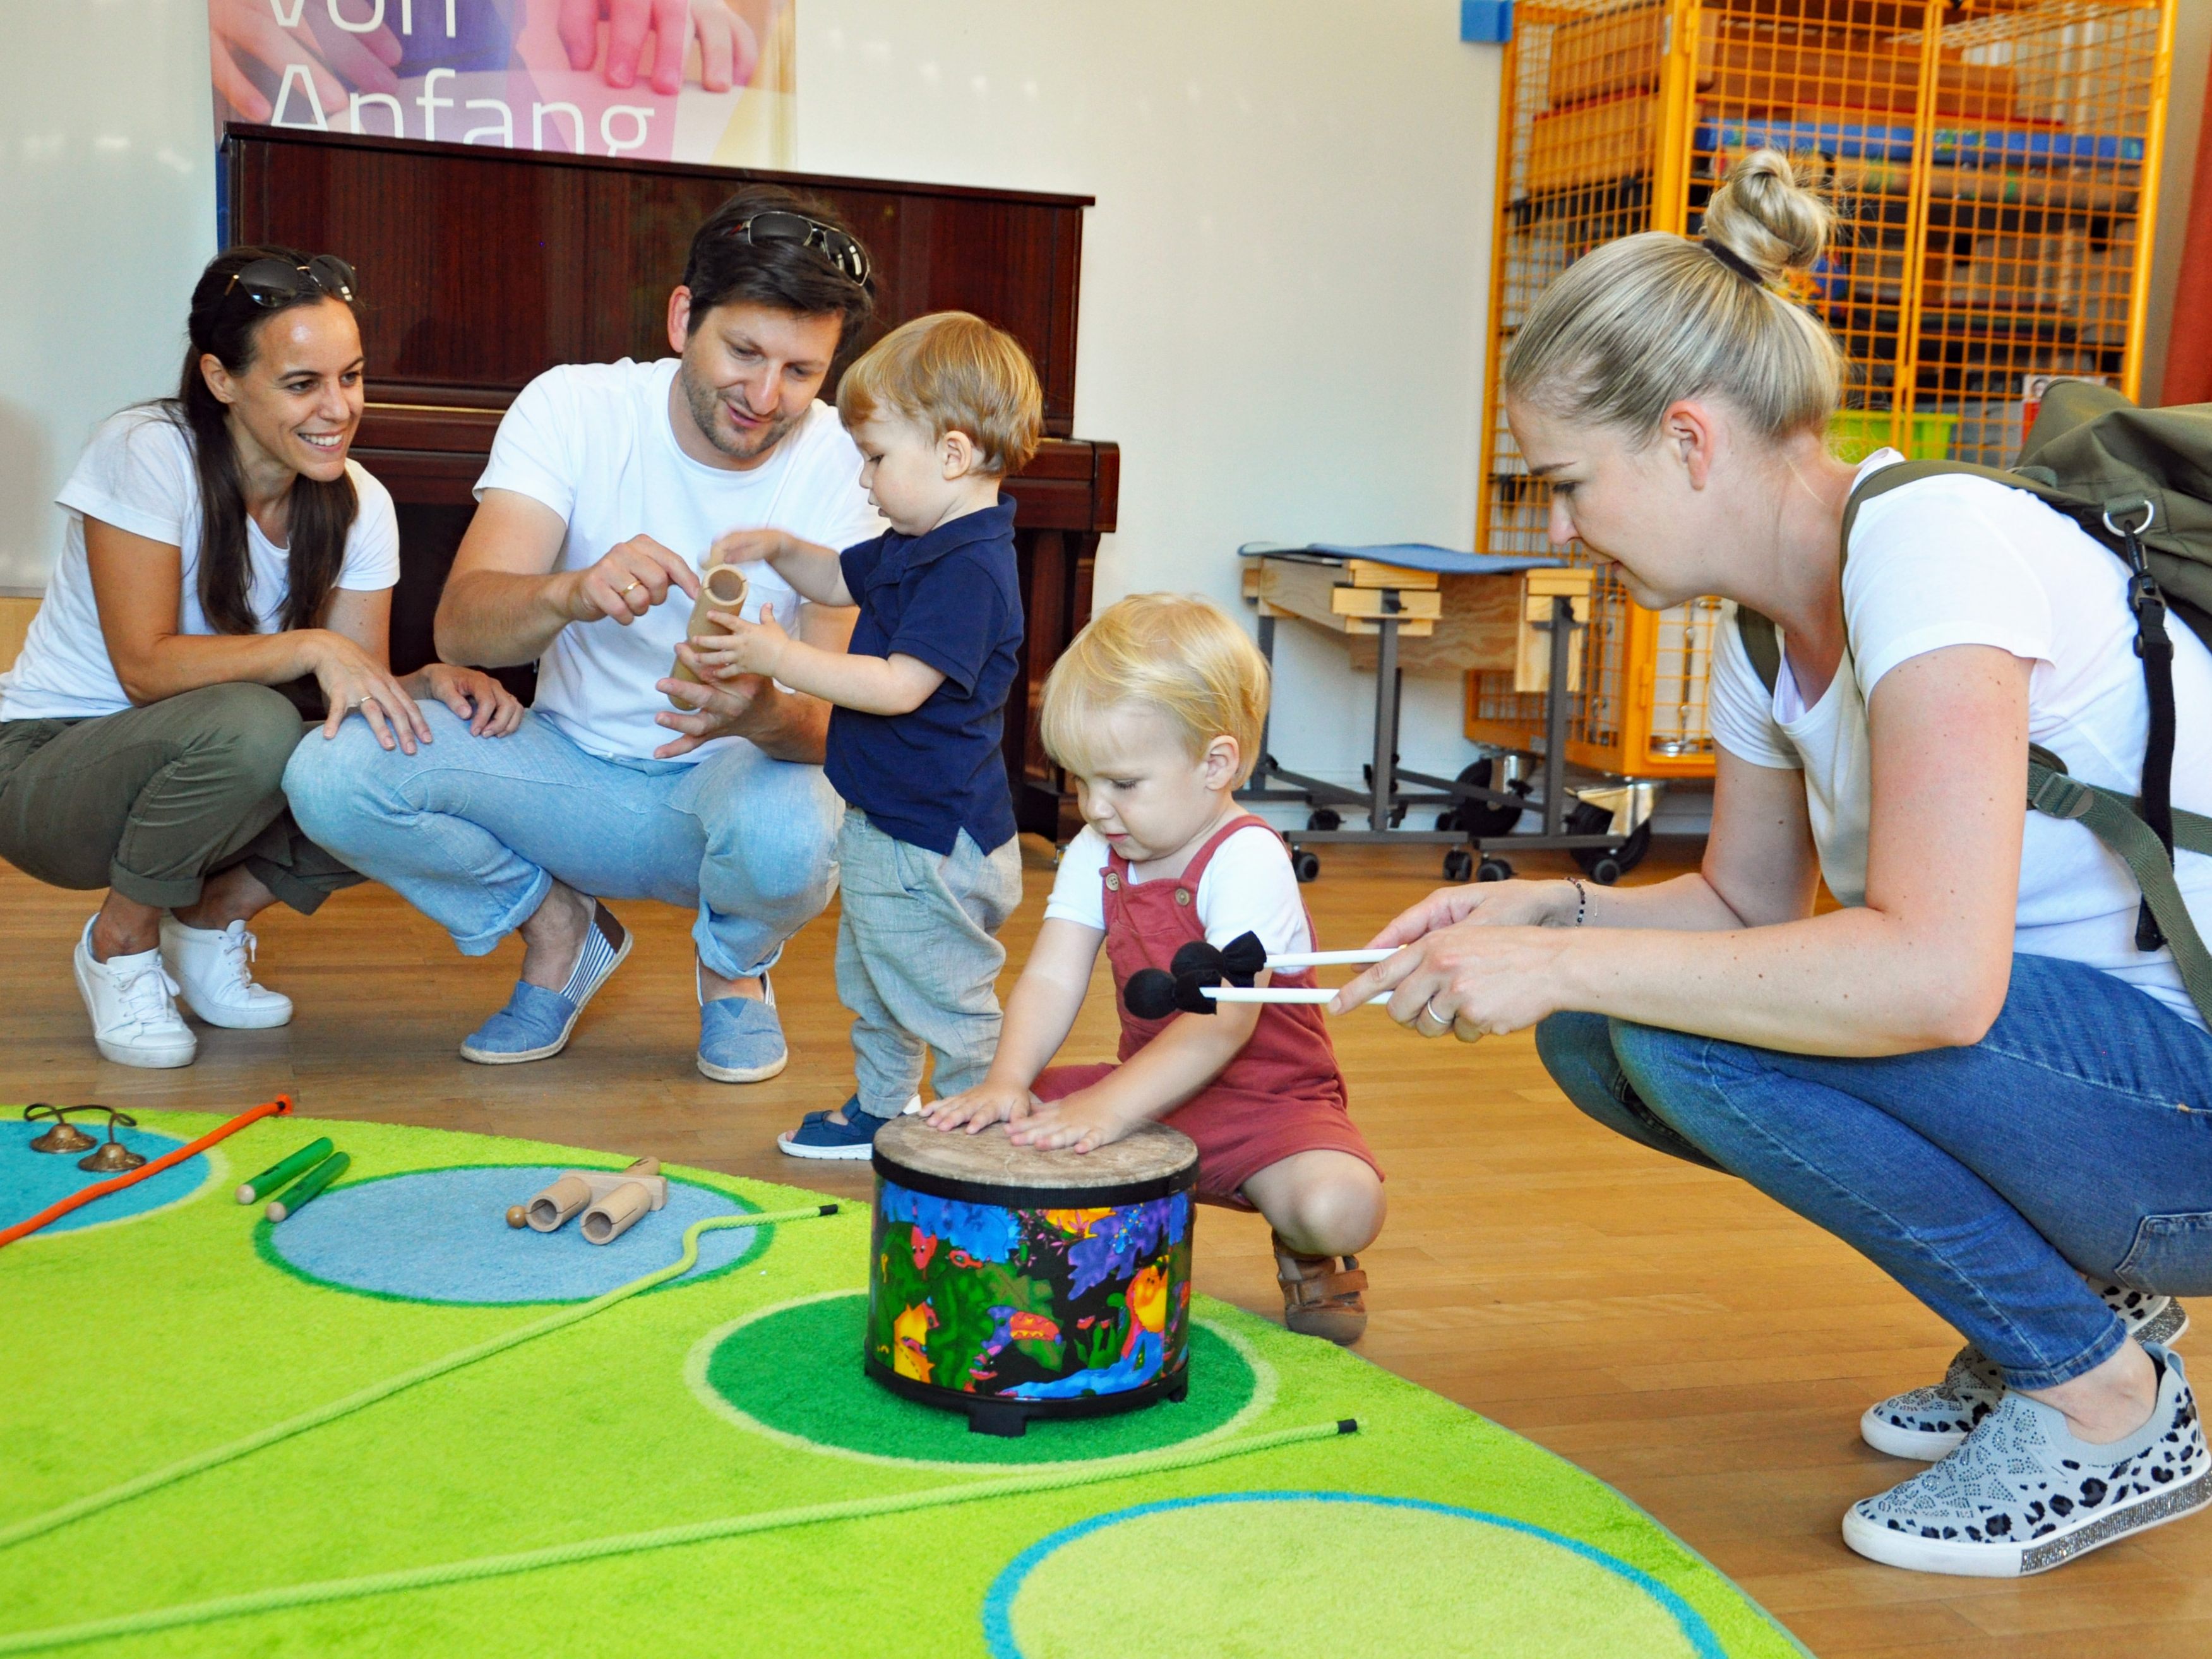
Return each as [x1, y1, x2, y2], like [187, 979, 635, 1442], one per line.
[873, 1117, 1195, 1193]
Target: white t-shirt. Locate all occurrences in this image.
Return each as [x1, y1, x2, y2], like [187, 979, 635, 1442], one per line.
[0, 409, 400, 722]
[475, 357, 886, 762]
[1044, 823, 1315, 956]
[1707, 449, 2212, 1028]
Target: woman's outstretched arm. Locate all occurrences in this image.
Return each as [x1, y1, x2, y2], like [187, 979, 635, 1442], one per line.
[1336, 644, 2029, 1057]
[1361, 749, 1821, 950]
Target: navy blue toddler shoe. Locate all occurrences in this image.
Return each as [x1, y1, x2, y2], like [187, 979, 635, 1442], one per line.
[777, 1097, 894, 1161]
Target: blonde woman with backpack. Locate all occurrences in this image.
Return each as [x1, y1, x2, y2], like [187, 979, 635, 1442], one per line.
[1334, 150, 2212, 1577]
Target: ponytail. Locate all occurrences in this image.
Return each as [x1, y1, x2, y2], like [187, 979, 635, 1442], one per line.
[1504, 150, 1846, 443]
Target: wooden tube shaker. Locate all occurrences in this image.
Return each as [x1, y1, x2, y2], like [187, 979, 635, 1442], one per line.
[667, 564, 750, 708]
[527, 1172, 593, 1232]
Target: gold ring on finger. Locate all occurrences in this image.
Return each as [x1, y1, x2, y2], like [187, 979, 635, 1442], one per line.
[620, 580, 644, 596]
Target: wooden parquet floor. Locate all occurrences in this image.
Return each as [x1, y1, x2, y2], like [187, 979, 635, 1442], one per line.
[6, 836, 2208, 1656]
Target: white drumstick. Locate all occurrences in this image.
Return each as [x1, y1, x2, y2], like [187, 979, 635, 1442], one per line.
[1204, 986, 1391, 1006]
[1262, 948, 1394, 968]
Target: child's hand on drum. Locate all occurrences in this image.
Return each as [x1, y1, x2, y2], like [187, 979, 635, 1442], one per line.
[1005, 1092, 1137, 1156]
[925, 1081, 1036, 1134]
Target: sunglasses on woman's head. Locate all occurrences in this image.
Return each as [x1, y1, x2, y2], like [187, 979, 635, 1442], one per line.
[718, 212, 871, 285]
[225, 254, 359, 309]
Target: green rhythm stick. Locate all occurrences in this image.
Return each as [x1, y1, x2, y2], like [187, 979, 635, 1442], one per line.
[265, 1152, 349, 1222]
[236, 1138, 333, 1205]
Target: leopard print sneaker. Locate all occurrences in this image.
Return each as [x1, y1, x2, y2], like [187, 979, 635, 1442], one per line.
[1843, 1344, 2209, 1577]
[1862, 1285, 2190, 1461]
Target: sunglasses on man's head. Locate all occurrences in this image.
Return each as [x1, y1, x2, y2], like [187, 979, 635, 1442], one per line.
[225, 254, 359, 309]
[719, 212, 871, 285]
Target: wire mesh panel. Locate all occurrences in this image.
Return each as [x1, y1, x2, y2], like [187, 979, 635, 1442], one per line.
[1472, 0, 2173, 777]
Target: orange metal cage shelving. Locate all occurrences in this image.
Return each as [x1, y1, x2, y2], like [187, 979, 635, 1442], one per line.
[1470, 0, 2175, 779]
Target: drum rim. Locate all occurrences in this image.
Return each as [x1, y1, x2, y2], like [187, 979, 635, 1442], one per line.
[863, 1351, 1190, 1422]
[871, 1153, 1197, 1211]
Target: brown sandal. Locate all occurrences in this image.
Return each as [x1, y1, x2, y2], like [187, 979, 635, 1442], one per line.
[1272, 1231, 1369, 1345]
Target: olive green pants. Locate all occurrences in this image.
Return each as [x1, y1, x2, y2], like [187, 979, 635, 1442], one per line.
[0, 683, 358, 914]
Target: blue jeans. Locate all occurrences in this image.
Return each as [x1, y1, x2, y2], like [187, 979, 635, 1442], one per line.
[1536, 953, 2212, 1390]
[283, 706, 840, 979]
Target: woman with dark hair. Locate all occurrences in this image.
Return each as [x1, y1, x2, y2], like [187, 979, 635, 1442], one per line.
[0, 245, 520, 1069]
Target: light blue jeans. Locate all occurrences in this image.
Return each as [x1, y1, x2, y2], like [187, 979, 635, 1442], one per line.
[1536, 952, 2212, 1391]
[282, 705, 840, 979]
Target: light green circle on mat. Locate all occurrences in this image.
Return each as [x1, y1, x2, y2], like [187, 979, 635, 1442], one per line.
[686, 1290, 1273, 1472]
[993, 1495, 1716, 1659]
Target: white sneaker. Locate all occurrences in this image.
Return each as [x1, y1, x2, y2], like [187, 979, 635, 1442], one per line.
[73, 918, 196, 1068]
[160, 917, 293, 1029]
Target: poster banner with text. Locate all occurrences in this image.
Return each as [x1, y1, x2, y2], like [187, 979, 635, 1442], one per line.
[209, 0, 793, 166]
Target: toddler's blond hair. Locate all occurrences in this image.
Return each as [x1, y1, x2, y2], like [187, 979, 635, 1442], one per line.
[835, 311, 1044, 476]
[1041, 594, 1270, 786]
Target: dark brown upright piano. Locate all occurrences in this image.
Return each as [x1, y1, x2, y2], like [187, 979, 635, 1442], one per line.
[222, 124, 1114, 839]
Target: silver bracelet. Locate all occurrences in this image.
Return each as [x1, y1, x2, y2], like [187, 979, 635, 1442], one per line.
[1564, 877, 1587, 926]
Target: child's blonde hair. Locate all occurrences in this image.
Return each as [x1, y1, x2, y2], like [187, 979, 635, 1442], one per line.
[1041, 594, 1270, 786]
[835, 311, 1044, 476]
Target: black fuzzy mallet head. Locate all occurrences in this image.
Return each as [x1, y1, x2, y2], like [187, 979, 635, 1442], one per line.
[1123, 967, 1182, 1020]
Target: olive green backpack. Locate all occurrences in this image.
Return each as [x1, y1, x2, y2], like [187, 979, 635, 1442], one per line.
[1737, 380, 2212, 1022]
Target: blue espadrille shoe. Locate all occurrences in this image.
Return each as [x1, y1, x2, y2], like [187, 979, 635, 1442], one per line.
[696, 973, 789, 1084]
[459, 901, 630, 1065]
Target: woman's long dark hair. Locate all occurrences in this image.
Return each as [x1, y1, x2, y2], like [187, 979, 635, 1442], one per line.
[165, 245, 359, 635]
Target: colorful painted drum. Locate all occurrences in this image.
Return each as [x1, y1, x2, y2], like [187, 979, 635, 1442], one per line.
[867, 1116, 1199, 1436]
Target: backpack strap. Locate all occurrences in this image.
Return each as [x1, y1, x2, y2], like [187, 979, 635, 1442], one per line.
[1733, 458, 2209, 1021]
[2028, 748, 2212, 1026]
[1836, 457, 2041, 550]
[1838, 457, 2185, 955]
[1735, 458, 2032, 698]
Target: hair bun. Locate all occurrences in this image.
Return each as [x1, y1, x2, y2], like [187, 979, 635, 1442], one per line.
[1702, 150, 1832, 285]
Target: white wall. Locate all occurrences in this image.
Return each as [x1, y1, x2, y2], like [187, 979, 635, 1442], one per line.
[0, 0, 1501, 788]
[0, 0, 218, 594]
[794, 0, 1503, 789]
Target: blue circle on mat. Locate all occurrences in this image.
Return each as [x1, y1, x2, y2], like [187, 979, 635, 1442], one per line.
[258, 1165, 767, 1305]
[981, 1492, 1727, 1659]
[1, 1122, 210, 1237]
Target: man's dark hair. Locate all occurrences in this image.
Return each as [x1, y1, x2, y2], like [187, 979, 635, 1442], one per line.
[682, 184, 874, 344]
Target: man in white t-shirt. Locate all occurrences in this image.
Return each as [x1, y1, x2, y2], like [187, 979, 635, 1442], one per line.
[285, 186, 887, 1081]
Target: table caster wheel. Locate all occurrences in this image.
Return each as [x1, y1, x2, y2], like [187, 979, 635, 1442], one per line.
[1442, 847, 1474, 883]
[1306, 808, 1341, 832]
[1475, 857, 1514, 883]
[1584, 856, 1623, 885]
[1293, 849, 1322, 883]
[1574, 819, 1652, 880]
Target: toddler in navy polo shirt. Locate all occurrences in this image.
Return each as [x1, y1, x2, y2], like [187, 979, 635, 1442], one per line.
[692, 312, 1043, 1158]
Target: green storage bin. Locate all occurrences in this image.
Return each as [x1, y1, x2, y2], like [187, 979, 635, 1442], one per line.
[1829, 410, 1957, 464]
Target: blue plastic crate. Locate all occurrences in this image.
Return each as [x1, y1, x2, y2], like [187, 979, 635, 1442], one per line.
[1461, 1, 1512, 45]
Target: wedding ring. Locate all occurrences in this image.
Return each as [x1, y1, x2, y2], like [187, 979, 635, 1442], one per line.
[619, 579, 644, 596]
[1416, 997, 1452, 1036]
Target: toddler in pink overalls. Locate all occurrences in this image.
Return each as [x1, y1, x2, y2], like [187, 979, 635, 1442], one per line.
[926, 593, 1384, 1342]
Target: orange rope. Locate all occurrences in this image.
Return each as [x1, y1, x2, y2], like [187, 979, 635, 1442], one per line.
[0, 1095, 292, 1249]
